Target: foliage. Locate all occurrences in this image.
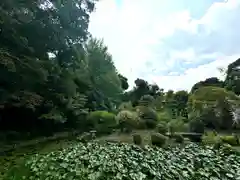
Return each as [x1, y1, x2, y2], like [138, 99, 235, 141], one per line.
[87, 111, 117, 134]
[191, 77, 224, 93]
[173, 134, 184, 143]
[173, 90, 189, 117]
[151, 133, 167, 147]
[136, 106, 158, 129]
[220, 135, 239, 146]
[157, 111, 172, 122]
[168, 119, 187, 133]
[8, 142, 240, 180]
[116, 110, 140, 132]
[118, 74, 129, 90]
[156, 122, 168, 135]
[85, 38, 123, 108]
[0, 0, 129, 136]
[201, 131, 222, 148]
[77, 132, 95, 143]
[225, 58, 240, 95]
[124, 79, 162, 106]
[188, 116, 205, 134]
[118, 101, 134, 111]
[132, 134, 142, 145]
[139, 95, 155, 107]
[188, 86, 240, 130]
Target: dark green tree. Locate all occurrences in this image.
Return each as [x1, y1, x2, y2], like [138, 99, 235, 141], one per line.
[190, 77, 223, 93]
[225, 58, 240, 95]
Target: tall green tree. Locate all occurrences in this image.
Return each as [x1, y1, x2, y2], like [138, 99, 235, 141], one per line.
[190, 77, 223, 94]
[225, 58, 240, 95]
[188, 86, 240, 130]
[173, 90, 188, 117]
[0, 0, 98, 134]
[84, 38, 124, 111]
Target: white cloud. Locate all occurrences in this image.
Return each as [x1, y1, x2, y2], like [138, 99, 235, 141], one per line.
[150, 54, 240, 91]
[89, 0, 240, 91]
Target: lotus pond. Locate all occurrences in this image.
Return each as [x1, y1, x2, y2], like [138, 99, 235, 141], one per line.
[5, 142, 240, 180]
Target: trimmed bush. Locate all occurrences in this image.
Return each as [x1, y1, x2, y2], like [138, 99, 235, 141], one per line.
[87, 111, 117, 134]
[157, 111, 172, 122]
[116, 110, 140, 132]
[139, 95, 154, 107]
[221, 143, 233, 155]
[77, 132, 92, 143]
[173, 134, 184, 143]
[136, 106, 158, 129]
[151, 133, 167, 147]
[189, 116, 205, 134]
[118, 102, 134, 111]
[202, 131, 222, 148]
[168, 119, 187, 133]
[220, 135, 239, 146]
[156, 122, 167, 135]
[132, 134, 142, 145]
[188, 86, 240, 130]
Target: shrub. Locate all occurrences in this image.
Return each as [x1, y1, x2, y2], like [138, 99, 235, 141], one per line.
[220, 135, 239, 146]
[151, 133, 167, 147]
[118, 102, 134, 111]
[87, 111, 117, 134]
[168, 119, 187, 133]
[157, 111, 172, 122]
[132, 134, 142, 145]
[173, 134, 184, 143]
[221, 143, 233, 155]
[156, 122, 167, 135]
[189, 116, 205, 134]
[145, 120, 157, 129]
[136, 106, 158, 129]
[139, 95, 154, 107]
[116, 110, 140, 132]
[138, 119, 147, 129]
[77, 132, 92, 143]
[188, 86, 240, 130]
[202, 131, 222, 148]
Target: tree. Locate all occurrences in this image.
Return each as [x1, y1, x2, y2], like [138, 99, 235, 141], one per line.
[125, 79, 163, 107]
[173, 90, 188, 117]
[118, 74, 129, 90]
[225, 58, 240, 95]
[188, 86, 240, 130]
[0, 0, 98, 135]
[84, 38, 124, 111]
[190, 77, 223, 93]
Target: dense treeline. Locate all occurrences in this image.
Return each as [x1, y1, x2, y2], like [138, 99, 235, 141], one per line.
[0, 0, 126, 138]
[0, 0, 240, 141]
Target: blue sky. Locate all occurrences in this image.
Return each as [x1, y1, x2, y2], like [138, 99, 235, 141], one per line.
[89, 0, 240, 91]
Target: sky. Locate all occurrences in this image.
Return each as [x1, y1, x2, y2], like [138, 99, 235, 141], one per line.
[89, 0, 240, 91]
